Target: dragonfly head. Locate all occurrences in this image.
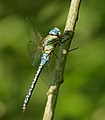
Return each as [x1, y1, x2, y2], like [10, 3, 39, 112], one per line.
[49, 27, 61, 36]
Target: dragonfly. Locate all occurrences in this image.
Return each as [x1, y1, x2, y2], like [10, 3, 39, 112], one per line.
[22, 18, 62, 113]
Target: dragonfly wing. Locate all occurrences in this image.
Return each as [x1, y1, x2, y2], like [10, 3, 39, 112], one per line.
[27, 41, 42, 66]
[26, 17, 42, 66]
[41, 53, 57, 86]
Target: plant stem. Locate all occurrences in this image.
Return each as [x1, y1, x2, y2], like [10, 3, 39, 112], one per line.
[42, 0, 81, 120]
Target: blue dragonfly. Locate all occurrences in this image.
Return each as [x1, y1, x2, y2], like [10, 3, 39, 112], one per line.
[22, 18, 62, 113]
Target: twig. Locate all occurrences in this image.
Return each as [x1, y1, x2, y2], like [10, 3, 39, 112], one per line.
[42, 0, 81, 120]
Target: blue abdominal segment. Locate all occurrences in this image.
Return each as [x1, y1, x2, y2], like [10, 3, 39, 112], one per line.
[41, 53, 49, 65]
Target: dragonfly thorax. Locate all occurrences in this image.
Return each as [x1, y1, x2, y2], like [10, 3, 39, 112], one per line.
[42, 34, 59, 55]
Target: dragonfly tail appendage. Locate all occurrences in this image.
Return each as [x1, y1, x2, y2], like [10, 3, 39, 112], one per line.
[22, 63, 44, 113]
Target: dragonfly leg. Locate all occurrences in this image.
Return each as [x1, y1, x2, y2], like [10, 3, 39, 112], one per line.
[68, 46, 79, 52]
[59, 30, 74, 44]
[57, 41, 62, 46]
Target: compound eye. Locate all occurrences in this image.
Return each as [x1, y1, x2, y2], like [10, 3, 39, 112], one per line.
[49, 27, 61, 36]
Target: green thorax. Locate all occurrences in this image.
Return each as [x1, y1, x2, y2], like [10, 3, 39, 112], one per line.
[42, 34, 59, 54]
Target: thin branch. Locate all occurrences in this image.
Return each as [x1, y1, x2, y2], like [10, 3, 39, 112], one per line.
[42, 0, 81, 120]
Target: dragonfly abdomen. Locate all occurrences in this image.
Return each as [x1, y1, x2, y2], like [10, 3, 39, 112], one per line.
[22, 53, 49, 112]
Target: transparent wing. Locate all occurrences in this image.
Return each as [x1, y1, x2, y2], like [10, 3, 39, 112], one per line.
[26, 17, 42, 66]
[41, 51, 58, 86]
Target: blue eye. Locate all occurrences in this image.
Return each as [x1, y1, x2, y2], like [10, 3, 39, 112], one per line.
[49, 27, 61, 36]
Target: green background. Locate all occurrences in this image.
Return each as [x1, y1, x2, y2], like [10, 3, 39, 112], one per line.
[0, 0, 105, 120]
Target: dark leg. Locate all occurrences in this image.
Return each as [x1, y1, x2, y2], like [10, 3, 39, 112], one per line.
[59, 30, 75, 44]
[68, 46, 79, 52]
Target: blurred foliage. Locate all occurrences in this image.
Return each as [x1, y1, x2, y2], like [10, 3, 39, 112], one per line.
[0, 0, 105, 120]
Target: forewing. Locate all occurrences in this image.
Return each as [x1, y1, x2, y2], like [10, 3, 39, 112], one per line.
[26, 17, 42, 66]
